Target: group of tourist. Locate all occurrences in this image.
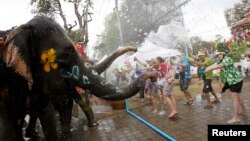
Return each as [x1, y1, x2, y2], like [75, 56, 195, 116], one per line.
[128, 49, 247, 124]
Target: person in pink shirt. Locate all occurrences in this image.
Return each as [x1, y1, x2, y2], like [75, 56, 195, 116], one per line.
[162, 60, 178, 119]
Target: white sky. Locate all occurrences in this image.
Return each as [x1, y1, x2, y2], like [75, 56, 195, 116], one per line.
[0, 0, 241, 47]
[182, 0, 240, 41]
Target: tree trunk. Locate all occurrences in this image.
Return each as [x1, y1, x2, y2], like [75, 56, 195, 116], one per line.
[55, 0, 69, 32]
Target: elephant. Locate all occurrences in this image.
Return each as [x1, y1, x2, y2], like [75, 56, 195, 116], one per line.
[0, 59, 30, 141]
[1, 30, 32, 141]
[0, 16, 152, 141]
[25, 45, 138, 139]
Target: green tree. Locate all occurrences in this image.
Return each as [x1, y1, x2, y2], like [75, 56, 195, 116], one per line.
[94, 0, 191, 58]
[190, 36, 213, 55]
[30, 0, 93, 46]
[119, 0, 190, 45]
[227, 41, 247, 62]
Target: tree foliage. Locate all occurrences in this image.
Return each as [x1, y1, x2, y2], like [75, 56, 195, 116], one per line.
[190, 36, 213, 55]
[94, 0, 190, 58]
[94, 13, 120, 59]
[30, 0, 93, 46]
[224, 0, 250, 27]
[119, 0, 190, 45]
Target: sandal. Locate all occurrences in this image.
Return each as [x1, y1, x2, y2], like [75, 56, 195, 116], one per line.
[212, 100, 221, 104]
[204, 105, 213, 109]
[168, 113, 178, 119]
[88, 122, 99, 127]
[189, 99, 194, 104]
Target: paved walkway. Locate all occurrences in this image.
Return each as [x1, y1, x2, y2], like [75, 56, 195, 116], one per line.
[86, 78, 250, 141]
[2, 79, 249, 141]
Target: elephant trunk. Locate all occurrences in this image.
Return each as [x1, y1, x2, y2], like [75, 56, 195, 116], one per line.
[92, 46, 137, 74]
[86, 73, 148, 101]
[63, 53, 151, 101]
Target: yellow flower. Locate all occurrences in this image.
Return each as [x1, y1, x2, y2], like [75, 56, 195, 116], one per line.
[40, 48, 58, 72]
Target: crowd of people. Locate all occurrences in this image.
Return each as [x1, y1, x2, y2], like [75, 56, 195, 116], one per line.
[114, 49, 248, 123]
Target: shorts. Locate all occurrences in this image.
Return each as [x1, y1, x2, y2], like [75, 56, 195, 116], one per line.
[180, 78, 189, 91]
[148, 82, 158, 97]
[163, 83, 174, 96]
[229, 80, 243, 93]
[203, 79, 214, 94]
[156, 79, 165, 89]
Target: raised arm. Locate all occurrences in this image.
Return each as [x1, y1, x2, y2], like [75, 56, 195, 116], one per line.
[205, 64, 224, 73]
[189, 59, 198, 66]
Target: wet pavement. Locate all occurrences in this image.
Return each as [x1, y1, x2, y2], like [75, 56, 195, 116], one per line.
[2, 79, 250, 141]
[86, 78, 250, 141]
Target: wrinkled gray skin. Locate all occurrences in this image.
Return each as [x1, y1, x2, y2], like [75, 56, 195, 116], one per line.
[0, 16, 151, 141]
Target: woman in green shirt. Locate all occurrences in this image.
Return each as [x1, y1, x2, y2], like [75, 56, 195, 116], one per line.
[205, 51, 247, 124]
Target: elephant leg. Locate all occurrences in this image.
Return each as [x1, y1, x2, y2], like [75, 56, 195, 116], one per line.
[2, 117, 20, 141]
[37, 101, 58, 141]
[25, 114, 39, 138]
[1, 97, 20, 141]
[17, 118, 26, 141]
[58, 98, 73, 135]
[73, 91, 98, 127]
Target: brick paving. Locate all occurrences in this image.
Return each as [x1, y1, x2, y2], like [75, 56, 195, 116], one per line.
[87, 79, 250, 141]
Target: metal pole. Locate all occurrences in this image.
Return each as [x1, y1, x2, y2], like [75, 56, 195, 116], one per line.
[115, 0, 124, 46]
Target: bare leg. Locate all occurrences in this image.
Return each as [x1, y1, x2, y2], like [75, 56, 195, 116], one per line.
[151, 96, 158, 113]
[204, 93, 213, 109]
[184, 92, 190, 103]
[184, 90, 193, 104]
[211, 91, 220, 102]
[228, 93, 240, 123]
[164, 96, 177, 117]
[170, 95, 177, 113]
[238, 96, 247, 115]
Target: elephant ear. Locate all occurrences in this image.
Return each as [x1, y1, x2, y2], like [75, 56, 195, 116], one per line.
[1, 26, 33, 89]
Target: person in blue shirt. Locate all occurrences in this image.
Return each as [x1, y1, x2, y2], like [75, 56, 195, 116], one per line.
[178, 55, 197, 105]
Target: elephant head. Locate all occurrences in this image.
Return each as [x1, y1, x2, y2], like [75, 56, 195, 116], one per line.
[1, 16, 151, 101]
